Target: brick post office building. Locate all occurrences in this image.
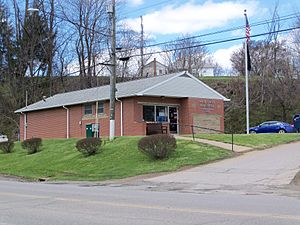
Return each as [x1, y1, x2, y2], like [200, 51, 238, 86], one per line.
[15, 72, 229, 140]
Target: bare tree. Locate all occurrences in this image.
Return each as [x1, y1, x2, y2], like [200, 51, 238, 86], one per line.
[230, 5, 300, 122]
[115, 26, 139, 79]
[59, 0, 109, 89]
[161, 35, 208, 76]
[290, 15, 300, 79]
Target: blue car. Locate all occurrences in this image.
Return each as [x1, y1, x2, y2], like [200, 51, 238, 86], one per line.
[249, 121, 295, 134]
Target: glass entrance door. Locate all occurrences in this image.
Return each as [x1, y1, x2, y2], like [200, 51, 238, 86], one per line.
[169, 107, 178, 134]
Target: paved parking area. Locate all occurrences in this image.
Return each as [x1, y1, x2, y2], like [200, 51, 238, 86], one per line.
[145, 141, 300, 194]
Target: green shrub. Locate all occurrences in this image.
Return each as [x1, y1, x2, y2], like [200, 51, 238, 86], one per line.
[21, 138, 42, 154]
[76, 138, 102, 156]
[0, 141, 14, 154]
[138, 134, 177, 159]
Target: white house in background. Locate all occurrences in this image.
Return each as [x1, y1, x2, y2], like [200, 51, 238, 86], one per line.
[143, 58, 168, 77]
[195, 64, 215, 77]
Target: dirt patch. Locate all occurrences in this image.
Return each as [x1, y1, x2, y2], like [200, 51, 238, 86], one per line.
[290, 170, 300, 191]
[0, 175, 33, 182]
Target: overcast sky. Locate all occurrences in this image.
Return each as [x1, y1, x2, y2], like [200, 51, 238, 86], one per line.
[119, 0, 300, 69]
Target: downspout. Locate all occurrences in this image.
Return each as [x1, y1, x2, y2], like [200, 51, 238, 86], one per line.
[21, 112, 27, 141]
[116, 98, 123, 136]
[95, 101, 98, 138]
[63, 106, 69, 139]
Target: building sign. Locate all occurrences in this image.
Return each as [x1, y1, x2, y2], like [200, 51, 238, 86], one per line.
[199, 99, 217, 113]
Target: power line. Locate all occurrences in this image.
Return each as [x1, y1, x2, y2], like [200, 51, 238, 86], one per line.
[62, 61, 112, 77]
[58, 25, 300, 77]
[93, 12, 300, 55]
[40, 1, 171, 38]
[129, 25, 300, 57]
[120, 0, 171, 16]
[30, 5, 111, 37]
[32, 4, 300, 52]
[118, 12, 300, 51]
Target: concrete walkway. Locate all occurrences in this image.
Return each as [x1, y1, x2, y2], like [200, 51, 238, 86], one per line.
[174, 135, 252, 153]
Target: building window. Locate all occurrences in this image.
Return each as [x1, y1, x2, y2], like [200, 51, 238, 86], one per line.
[143, 105, 155, 121]
[97, 102, 104, 114]
[84, 104, 93, 115]
[156, 106, 168, 122]
[143, 105, 168, 122]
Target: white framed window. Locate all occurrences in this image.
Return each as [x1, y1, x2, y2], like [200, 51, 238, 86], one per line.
[97, 102, 104, 114]
[84, 104, 93, 115]
[143, 105, 168, 122]
[143, 105, 155, 121]
[156, 106, 168, 122]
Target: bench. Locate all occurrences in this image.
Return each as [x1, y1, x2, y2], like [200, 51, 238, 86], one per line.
[146, 123, 168, 135]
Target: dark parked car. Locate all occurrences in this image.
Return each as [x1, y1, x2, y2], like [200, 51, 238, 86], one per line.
[249, 121, 295, 134]
[293, 115, 300, 132]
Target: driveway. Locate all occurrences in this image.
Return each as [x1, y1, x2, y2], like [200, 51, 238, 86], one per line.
[144, 141, 300, 194]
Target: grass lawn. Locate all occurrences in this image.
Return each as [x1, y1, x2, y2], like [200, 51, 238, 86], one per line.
[193, 133, 300, 148]
[0, 137, 231, 181]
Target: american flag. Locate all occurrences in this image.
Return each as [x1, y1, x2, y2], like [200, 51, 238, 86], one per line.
[244, 10, 251, 71]
[245, 13, 250, 43]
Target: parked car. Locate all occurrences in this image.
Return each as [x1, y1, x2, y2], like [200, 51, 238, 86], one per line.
[249, 121, 295, 134]
[292, 114, 300, 132]
[0, 134, 8, 142]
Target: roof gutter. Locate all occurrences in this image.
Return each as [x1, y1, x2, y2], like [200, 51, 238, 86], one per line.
[116, 97, 123, 136]
[63, 106, 70, 139]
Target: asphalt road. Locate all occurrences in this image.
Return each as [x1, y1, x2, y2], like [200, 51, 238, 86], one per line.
[1, 141, 300, 225]
[0, 180, 300, 225]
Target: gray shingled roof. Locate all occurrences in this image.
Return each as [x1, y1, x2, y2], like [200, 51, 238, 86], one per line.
[15, 71, 229, 113]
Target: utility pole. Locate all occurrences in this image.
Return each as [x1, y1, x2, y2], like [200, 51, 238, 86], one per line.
[108, 0, 116, 141]
[140, 16, 144, 77]
[95, 101, 98, 138]
[95, 73, 99, 138]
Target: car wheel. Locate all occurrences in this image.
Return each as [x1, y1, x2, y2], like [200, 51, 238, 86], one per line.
[278, 129, 286, 134]
[249, 130, 256, 134]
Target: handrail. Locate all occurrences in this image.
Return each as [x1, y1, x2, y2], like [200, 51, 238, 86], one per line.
[144, 121, 234, 152]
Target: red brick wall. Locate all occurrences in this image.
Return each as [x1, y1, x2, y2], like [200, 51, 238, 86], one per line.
[69, 105, 82, 138]
[20, 108, 67, 140]
[19, 114, 24, 140]
[179, 98, 192, 134]
[75, 102, 110, 138]
[185, 98, 224, 133]
[18, 96, 225, 139]
[122, 98, 145, 136]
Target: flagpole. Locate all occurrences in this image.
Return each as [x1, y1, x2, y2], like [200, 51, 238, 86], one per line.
[244, 9, 250, 134]
[245, 40, 250, 134]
